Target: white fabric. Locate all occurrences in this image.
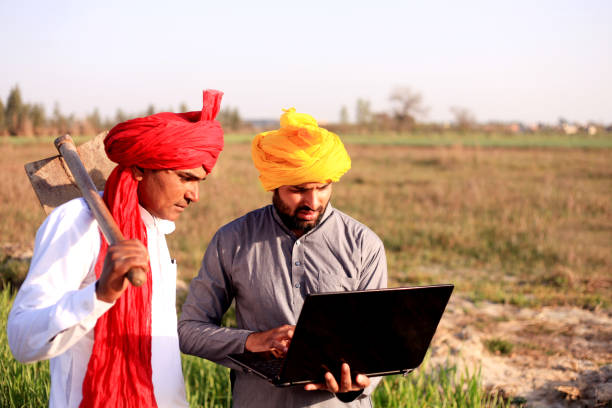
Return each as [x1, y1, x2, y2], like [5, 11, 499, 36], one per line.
[7, 198, 188, 408]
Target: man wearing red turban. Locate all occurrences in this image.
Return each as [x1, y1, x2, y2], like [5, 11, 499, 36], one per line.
[8, 90, 224, 407]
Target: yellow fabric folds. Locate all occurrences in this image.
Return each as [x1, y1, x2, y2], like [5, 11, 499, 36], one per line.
[251, 108, 351, 191]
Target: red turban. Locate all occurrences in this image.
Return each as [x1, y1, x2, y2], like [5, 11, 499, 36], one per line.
[80, 90, 224, 408]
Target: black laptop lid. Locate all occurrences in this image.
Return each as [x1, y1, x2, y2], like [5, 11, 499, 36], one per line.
[279, 284, 453, 385]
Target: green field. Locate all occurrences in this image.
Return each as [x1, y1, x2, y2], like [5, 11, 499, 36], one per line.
[1, 134, 610, 306]
[4, 131, 612, 149]
[0, 133, 610, 406]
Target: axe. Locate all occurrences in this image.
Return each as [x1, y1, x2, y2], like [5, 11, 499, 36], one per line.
[25, 133, 147, 287]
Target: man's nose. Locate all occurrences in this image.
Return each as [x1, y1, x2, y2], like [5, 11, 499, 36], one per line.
[185, 182, 200, 203]
[302, 190, 320, 209]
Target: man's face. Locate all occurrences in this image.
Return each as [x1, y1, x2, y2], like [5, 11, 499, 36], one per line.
[134, 166, 207, 221]
[273, 182, 332, 236]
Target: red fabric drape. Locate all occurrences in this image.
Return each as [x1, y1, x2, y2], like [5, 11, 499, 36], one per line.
[80, 90, 223, 408]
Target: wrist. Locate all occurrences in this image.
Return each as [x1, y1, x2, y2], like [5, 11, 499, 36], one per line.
[245, 332, 257, 352]
[95, 280, 115, 304]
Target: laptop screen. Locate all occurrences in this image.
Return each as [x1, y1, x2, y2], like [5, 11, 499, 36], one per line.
[278, 284, 454, 384]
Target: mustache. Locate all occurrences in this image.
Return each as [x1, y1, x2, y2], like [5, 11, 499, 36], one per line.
[295, 205, 322, 213]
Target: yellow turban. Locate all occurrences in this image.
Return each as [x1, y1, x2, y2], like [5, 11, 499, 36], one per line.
[251, 108, 351, 191]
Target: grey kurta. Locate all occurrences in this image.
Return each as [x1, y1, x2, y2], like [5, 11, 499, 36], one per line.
[178, 203, 387, 407]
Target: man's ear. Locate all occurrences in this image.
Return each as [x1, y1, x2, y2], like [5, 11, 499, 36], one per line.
[131, 166, 144, 181]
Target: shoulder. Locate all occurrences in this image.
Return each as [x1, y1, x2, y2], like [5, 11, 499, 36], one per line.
[327, 207, 384, 248]
[37, 198, 97, 241]
[44, 197, 94, 228]
[214, 205, 272, 240]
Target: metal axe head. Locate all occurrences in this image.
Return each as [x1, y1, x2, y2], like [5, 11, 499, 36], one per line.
[24, 132, 117, 215]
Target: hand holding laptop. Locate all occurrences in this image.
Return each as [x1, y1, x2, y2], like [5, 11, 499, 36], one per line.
[246, 323, 371, 393]
[304, 362, 370, 393]
[245, 324, 295, 355]
[229, 285, 454, 388]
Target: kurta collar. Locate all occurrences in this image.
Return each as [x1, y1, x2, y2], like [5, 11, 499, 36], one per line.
[139, 205, 176, 235]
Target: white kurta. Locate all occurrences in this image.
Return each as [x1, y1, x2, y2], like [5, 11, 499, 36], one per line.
[7, 198, 189, 408]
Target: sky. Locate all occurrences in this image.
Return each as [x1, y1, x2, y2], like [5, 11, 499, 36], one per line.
[1, 0, 611, 124]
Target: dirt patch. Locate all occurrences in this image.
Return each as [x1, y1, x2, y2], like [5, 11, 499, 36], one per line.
[429, 296, 612, 407]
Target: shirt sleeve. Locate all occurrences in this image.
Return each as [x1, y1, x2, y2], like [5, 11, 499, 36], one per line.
[6, 201, 114, 363]
[178, 230, 252, 370]
[357, 229, 388, 291]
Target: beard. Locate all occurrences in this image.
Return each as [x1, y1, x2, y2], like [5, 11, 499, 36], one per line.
[273, 190, 328, 235]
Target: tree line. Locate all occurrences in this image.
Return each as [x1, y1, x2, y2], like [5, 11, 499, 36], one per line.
[0, 85, 243, 137]
[2, 84, 606, 137]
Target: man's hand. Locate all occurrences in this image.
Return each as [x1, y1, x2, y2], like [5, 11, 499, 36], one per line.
[304, 363, 370, 393]
[245, 324, 295, 355]
[95, 239, 149, 303]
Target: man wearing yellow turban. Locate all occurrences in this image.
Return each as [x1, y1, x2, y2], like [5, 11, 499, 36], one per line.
[179, 108, 388, 407]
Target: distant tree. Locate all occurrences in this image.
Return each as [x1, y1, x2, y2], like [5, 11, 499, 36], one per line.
[389, 86, 428, 132]
[217, 106, 242, 131]
[53, 103, 69, 134]
[179, 102, 188, 112]
[145, 104, 155, 116]
[372, 112, 394, 132]
[86, 108, 102, 133]
[29, 103, 46, 133]
[355, 98, 372, 129]
[5, 85, 25, 135]
[66, 114, 79, 136]
[450, 106, 476, 131]
[102, 116, 115, 131]
[115, 109, 128, 124]
[339, 105, 349, 125]
[78, 116, 96, 136]
[20, 116, 34, 137]
[0, 98, 5, 134]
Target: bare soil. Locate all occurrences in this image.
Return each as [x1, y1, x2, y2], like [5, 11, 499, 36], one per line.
[429, 295, 612, 407]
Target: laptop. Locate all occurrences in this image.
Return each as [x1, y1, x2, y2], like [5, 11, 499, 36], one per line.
[228, 284, 454, 387]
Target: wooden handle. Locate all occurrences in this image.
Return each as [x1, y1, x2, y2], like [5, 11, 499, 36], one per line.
[54, 134, 147, 287]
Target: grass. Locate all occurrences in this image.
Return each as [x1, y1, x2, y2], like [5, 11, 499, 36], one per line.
[5, 133, 602, 406]
[337, 131, 612, 149]
[0, 137, 610, 309]
[0, 287, 50, 407]
[4, 131, 612, 148]
[0, 286, 507, 407]
[484, 339, 514, 356]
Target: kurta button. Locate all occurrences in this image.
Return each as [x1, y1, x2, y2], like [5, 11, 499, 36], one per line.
[295, 283, 301, 288]
[295, 261, 300, 266]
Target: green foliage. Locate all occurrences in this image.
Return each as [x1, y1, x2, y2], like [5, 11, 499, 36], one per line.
[0, 256, 29, 290]
[28, 103, 46, 129]
[0, 247, 30, 290]
[375, 364, 508, 408]
[0, 98, 5, 133]
[356, 98, 372, 126]
[182, 355, 232, 407]
[217, 107, 242, 131]
[5, 85, 24, 135]
[484, 339, 514, 356]
[0, 287, 51, 407]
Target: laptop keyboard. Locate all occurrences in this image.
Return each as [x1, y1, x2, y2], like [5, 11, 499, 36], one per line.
[248, 357, 284, 378]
